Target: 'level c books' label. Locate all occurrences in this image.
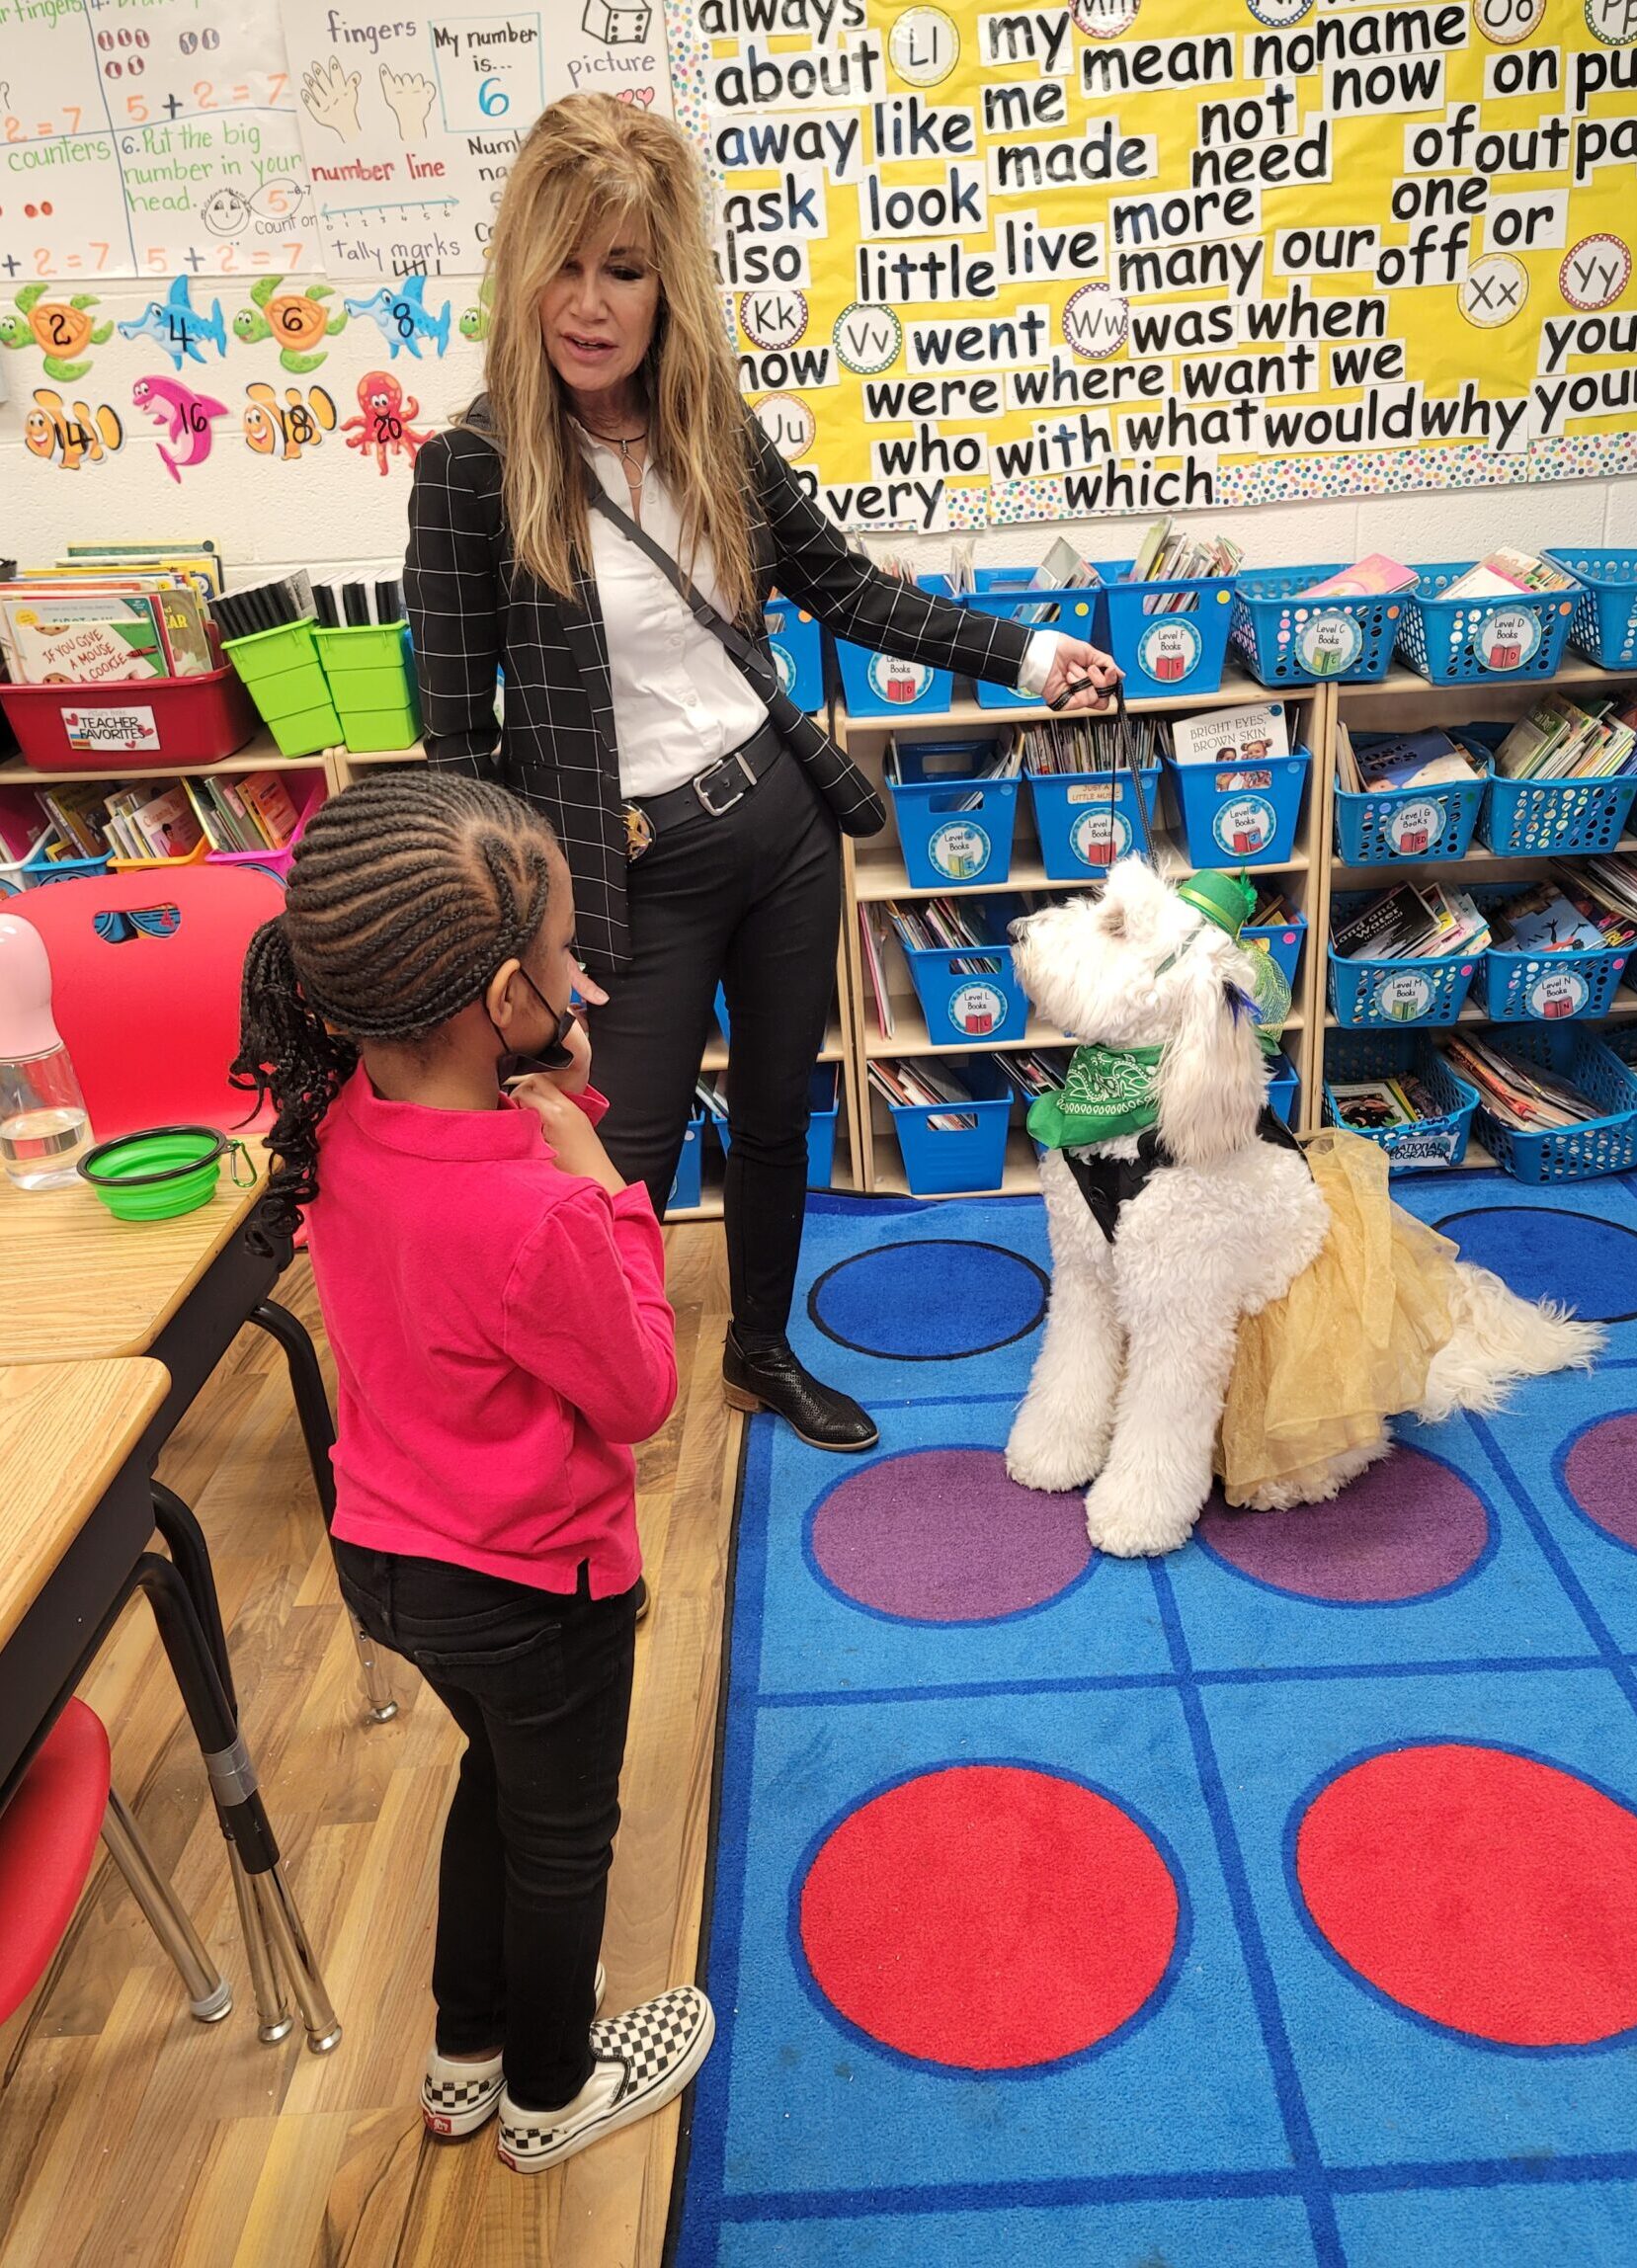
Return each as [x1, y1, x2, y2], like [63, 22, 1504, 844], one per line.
[1294, 608, 1364, 677]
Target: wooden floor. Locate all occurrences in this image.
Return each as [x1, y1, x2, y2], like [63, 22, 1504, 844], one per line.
[0, 1225, 738, 2268]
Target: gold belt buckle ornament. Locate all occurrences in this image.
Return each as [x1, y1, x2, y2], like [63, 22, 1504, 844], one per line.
[623, 803, 655, 862]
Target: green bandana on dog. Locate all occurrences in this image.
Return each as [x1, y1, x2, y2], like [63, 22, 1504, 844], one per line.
[1026, 868, 1291, 1153]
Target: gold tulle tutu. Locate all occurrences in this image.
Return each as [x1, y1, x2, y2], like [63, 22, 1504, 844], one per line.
[1216, 1128, 1460, 1507]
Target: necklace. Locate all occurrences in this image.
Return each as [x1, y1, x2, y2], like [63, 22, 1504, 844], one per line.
[584, 422, 648, 470]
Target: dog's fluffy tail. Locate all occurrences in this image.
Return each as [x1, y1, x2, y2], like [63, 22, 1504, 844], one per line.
[1416, 1259, 1603, 1425]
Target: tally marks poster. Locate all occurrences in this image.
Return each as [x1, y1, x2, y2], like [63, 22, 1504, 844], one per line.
[677, 0, 1637, 529]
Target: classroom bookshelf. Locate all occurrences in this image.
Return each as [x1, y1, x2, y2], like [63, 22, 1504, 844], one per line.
[1313, 658, 1637, 1174]
[7, 642, 1634, 1212]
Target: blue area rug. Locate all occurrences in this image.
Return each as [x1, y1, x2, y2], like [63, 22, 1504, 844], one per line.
[668, 1171, 1637, 2268]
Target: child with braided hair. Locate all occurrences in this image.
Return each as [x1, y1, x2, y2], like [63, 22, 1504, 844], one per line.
[234, 770, 713, 2172]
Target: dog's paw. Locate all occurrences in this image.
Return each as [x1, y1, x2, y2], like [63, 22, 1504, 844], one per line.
[1006, 1408, 1106, 1496]
[1083, 1476, 1197, 1559]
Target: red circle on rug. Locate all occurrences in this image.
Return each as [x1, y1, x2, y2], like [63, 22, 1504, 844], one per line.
[1296, 1744, 1637, 2047]
[798, 1764, 1178, 2068]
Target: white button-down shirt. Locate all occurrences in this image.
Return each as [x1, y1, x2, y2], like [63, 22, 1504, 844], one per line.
[578, 429, 1059, 802]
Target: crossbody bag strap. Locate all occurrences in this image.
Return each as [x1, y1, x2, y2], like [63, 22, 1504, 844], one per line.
[584, 477, 781, 703]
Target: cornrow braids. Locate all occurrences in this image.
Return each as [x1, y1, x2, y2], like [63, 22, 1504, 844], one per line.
[232, 771, 558, 1233]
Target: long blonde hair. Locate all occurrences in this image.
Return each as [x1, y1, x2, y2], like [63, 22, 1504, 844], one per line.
[474, 96, 756, 620]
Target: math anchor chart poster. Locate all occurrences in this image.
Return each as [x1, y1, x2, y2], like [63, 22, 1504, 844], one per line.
[688, 0, 1637, 527]
[277, 0, 676, 277]
[0, 0, 318, 280]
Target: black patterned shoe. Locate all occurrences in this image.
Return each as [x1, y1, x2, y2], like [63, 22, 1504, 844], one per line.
[422, 1964, 606, 2138]
[722, 1330, 878, 1452]
[495, 1985, 715, 2174]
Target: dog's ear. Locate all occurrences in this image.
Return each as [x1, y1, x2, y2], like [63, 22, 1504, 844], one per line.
[1156, 938, 1268, 1168]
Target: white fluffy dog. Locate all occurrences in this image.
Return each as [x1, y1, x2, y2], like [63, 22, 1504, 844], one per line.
[1006, 858, 1600, 1558]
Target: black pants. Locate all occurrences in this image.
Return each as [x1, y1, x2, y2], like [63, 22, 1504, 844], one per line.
[588, 744, 841, 1337]
[332, 1540, 638, 2111]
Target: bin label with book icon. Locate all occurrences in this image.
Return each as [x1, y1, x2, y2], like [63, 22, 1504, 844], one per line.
[949, 981, 1008, 1036]
[1476, 608, 1541, 672]
[1068, 805, 1132, 866]
[1295, 609, 1363, 677]
[1386, 797, 1442, 856]
[927, 816, 993, 880]
[63, 704, 159, 756]
[1528, 967, 1590, 1020]
[1212, 792, 1276, 857]
[771, 640, 796, 694]
[868, 654, 933, 705]
[1376, 969, 1435, 1022]
[1135, 614, 1202, 686]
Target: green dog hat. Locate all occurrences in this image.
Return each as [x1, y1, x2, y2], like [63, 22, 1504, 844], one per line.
[1177, 868, 1258, 938]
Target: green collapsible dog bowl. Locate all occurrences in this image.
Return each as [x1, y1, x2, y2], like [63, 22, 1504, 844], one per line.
[77, 1124, 236, 1222]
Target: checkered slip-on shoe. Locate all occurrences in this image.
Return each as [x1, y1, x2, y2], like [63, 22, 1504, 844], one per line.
[496, 1985, 715, 2174]
[422, 1965, 606, 2138]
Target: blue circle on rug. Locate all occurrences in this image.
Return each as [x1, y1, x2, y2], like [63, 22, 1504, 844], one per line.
[1434, 1207, 1637, 1325]
[808, 1240, 1049, 1360]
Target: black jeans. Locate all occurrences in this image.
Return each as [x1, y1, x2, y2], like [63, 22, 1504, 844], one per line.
[332, 1540, 638, 2111]
[587, 743, 841, 1337]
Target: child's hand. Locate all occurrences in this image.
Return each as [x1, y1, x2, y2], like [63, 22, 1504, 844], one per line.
[547, 1015, 593, 1095]
[511, 1076, 626, 1196]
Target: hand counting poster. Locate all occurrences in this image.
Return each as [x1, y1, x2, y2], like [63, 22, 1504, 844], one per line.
[2, 0, 1634, 526]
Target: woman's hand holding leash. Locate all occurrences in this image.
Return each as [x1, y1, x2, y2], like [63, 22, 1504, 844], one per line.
[1043, 639, 1121, 713]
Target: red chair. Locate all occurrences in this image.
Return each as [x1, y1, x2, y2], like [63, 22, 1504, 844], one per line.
[0, 1698, 230, 2029]
[8, 862, 282, 1139]
[10, 866, 397, 1725]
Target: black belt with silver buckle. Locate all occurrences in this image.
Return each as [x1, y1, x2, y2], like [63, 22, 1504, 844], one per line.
[623, 724, 783, 857]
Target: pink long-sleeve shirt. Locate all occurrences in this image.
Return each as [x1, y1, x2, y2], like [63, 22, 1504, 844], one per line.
[306, 1070, 676, 1596]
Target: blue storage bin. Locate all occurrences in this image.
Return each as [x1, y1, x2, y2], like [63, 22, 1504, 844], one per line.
[764, 594, 824, 711]
[1469, 1027, 1637, 1183]
[1164, 746, 1310, 867]
[1544, 548, 1637, 670]
[1328, 892, 1483, 1028]
[1333, 746, 1490, 866]
[883, 1057, 1015, 1195]
[965, 562, 1236, 703]
[1470, 886, 1633, 1023]
[1026, 763, 1162, 878]
[715, 1066, 841, 1187]
[1477, 757, 1637, 857]
[896, 895, 1028, 1044]
[1229, 568, 1401, 687]
[1241, 911, 1307, 990]
[1265, 1049, 1299, 1126]
[1322, 1029, 1480, 1170]
[665, 1110, 706, 1214]
[836, 574, 957, 718]
[1396, 563, 1579, 686]
[886, 737, 1019, 887]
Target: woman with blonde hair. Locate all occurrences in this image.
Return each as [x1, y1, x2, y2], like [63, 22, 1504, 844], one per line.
[408, 93, 1117, 1450]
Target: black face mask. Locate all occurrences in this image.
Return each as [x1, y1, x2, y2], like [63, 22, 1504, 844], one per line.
[492, 965, 577, 1082]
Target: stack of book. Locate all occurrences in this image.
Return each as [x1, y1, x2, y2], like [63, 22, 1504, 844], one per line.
[1129, 516, 1243, 599]
[1333, 883, 1491, 961]
[867, 1058, 981, 1130]
[1493, 694, 1637, 781]
[0, 559, 218, 686]
[859, 906, 898, 1039]
[1438, 548, 1577, 601]
[1442, 1033, 1606, 1130]
[1336, 725, 1487, 795]
[1249, 886, 1295, 929]
[883, 898, 1005, 975]
[1330, 1069, 1442, 1133]
[1299, 555, 1418, 599]
[993, 1049, 1071, 1101]
[1019, 709, 1170, 775]
[1489, 869, 1637, 954]
[32, 770, 301, 862]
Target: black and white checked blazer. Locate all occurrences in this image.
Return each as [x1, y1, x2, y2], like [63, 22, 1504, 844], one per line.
[405, 403, 1031, 979]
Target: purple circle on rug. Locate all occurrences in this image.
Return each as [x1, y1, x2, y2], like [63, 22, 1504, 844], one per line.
[1195, 1449, 1490, 1602]
[810, 1448, 1092, 1622]
[1564, 1413, 1637, 1550]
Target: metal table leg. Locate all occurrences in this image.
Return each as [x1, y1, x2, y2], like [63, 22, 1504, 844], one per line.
[101, 1788, 233, 2023]
[133, 1550, 340, 2054]
[250, 1300, 398, 1725]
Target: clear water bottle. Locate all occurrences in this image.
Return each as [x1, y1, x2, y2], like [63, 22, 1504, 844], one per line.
[0, 912, 94, 1189]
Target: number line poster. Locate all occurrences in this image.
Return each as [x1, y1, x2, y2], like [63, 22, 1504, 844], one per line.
[687, 0, 1637, 525]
